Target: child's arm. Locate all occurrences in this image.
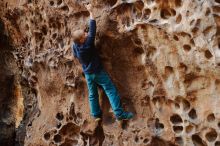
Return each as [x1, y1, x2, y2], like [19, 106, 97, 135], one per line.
[85, 4, 96, 46]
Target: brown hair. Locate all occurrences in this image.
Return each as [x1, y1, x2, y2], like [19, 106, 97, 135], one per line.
[72, 29, 84, 44]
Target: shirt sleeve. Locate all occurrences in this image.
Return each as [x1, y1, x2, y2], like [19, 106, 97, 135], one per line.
[85, 19, 96, 46]
[72, 44, 77, 58]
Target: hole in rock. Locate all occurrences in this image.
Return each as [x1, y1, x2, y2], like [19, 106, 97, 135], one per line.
[134, 1, 144, 11]
[28, 122, 32, 127]
[173, 126, 183, 133]
[57, 123, 62, 129]
[50, 142, 55, 145]
[175, 0, 182, 7]
[54, 134, 62, 143]
[215, 0, 220, 4]
[203, 26, 213, 36]
[179, 31, 191, 37]
[170, 114, 183, 124]
[195, 67, 201, 72]
[52, 33, 57, 39]
[152, 96, 165, 106]
[149, 19, 159, 23]
[41, 25, 47, 35]
[56, 112, 64, 121]
[161, 9, 172, 19]
[204, 50, 213, 59]
[182, 99, 190, 111]
[205, 8, 211, 16]
[133, 47, 144, 56]
[192, 27, 199, 35]
[179, 63, 187, 71]
[192, 134, 207, 146]
[69, 102, 76, 117]
[44, 132, 50, 140]
[135, 136, 139, 143]
[25, 24, 29, 31]
[105, 0, 117, 6]
[59, 123, 80, 136]
[61, 5, 69, 11]
[215, 141, 220, 146]
[170, 8, 176, 16]
[176, 14, 182, 24]
[49, 1, 54, 6]
[27, 104, 32, 108]
[213, 6, 220, 13]
[186, 124, 194, 133]
[115, 3, 132, 15]
[175, 137, 183, 145]
[190, 19, 195, 26]
[132, 37, 142, 46]
[76, 112, 82, 119]
[34, 32, 43, 41]
[57, 0, 62, 5]
[143, 9, 151, 20]
[165, 66, 174, 75]
[175, 103, 180, 109]
[188, 108, 197, 119]
[218, 122, 220, 128]
[183, 44, 191, 52]
[68, 116, 73, 121]
[54, 130, 57, 134]
[155, 118, 164, 130]
[185, 9, 190, 16]
[205, 129, 217, 142]
[190, 38, 195, 46]
[173, 35, 179, 41]
[207, 113, 215, 122]
[143, 138, 149, 144]
[175, 96, 182, 103]
[121, 119, 129, 130]
[195, 19, 201, 27]
[146, 46, 156, 57]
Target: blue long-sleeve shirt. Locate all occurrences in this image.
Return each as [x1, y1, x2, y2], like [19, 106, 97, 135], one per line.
[72, 19, 103, 74]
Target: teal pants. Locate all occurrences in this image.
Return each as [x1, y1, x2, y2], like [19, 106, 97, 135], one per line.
[85, 70, 124, 118]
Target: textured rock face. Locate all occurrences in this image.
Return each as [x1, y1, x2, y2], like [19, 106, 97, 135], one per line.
[0, 18, 24, 145]
[0, 0, 220, 145]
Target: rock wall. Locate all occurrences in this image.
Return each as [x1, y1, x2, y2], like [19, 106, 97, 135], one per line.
[0, 18, 23, 145]
[0, 0, 220, 146]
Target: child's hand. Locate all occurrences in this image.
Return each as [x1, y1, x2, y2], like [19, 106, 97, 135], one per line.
[85, 3, 92, 12]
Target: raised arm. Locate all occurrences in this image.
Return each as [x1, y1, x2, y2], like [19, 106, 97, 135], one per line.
[85, 4, 96, 45]
[85, 4, 94, 20]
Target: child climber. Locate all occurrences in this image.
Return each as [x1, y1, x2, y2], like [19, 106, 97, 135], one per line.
[72, 4, 133, 122]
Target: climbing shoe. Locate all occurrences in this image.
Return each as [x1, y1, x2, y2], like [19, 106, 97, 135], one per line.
[116, 112, 134, 121]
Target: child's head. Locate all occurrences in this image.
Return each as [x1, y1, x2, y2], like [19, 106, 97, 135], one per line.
[72, 29, 88, 44]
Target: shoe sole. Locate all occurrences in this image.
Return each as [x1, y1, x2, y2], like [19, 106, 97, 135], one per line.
[116, 116, 133, 121]
[116, 118, 132, 123]
[95, 118, 101, 122]
[117, 118, 130, 121]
